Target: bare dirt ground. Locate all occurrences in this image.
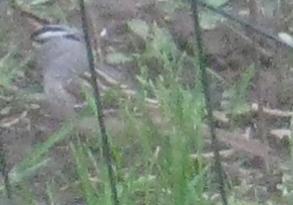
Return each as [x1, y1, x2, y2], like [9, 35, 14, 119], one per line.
[0, 0, 293, 204]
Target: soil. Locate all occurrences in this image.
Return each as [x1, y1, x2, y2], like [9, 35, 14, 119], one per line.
[0, 0, 293, 204]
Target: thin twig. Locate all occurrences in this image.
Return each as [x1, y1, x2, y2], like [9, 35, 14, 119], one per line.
[224, 24, 273, 58]
[78, 1, 119, 205]
[9, 0, 50, 25]
[197, 0, 292, 49]
[191, 1, 228, 205]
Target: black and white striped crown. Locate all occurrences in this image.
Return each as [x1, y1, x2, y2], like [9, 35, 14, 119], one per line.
[31, 24, 82, 43]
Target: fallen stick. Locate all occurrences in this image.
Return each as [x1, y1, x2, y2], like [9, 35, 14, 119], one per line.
[251, 103, 293, 117]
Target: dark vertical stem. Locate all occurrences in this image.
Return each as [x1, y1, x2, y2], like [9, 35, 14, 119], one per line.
[247, 0, 270, 172]
[0, 138, 11, 199]
[78, 1, 119, 205]
[190, 1, 228, 205]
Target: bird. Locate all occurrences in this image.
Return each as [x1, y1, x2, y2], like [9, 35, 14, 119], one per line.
[31, 24, 90, 119]
[31, 24, 133, 120]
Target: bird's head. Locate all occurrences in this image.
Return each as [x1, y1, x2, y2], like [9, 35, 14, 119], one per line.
[31, 24, 82, 44]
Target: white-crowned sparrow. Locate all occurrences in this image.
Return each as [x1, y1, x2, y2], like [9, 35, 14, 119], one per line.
[32, 25, 89, 119]
[32, 24, 131, 119]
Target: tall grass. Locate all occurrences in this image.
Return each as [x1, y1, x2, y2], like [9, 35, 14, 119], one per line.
[1, 1, 290, 205]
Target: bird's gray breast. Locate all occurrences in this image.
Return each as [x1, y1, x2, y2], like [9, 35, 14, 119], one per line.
[36, 37, 88, 81]
[35, 37, 88, 118]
